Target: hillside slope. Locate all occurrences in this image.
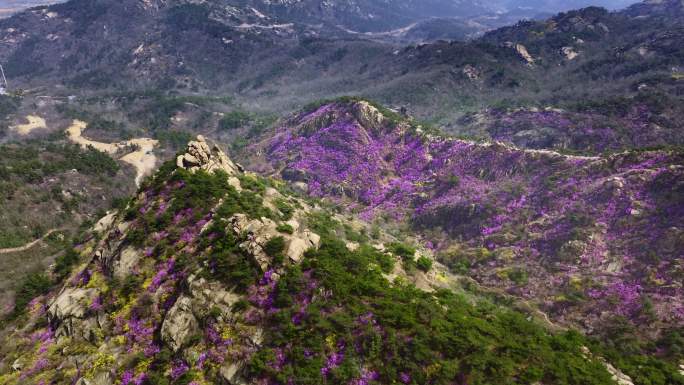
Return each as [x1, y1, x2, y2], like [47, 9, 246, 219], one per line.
[0, 136, 656, 385]
[245, 99, 684, 350]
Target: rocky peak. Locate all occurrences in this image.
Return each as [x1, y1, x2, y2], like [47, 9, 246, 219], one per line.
[176, 135, 242, 175]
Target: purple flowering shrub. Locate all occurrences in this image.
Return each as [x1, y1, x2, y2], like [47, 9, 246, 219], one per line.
[0, 164, 278, 384]
[263, 100, 684, 335]
[479, 94, 684, 153]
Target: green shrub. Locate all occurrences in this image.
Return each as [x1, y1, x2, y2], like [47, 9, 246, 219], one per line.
[219, 110, 251, 130]
[508, 268, 529, 285]
[251, 238, 618, 385]
[416, 256, 433, 272]
[120, 275, 143, 299]
[264, 236, 286, 258]
[54, 248, 81, 279]
[14, 272, 52, 315]
[387, 242, 416, 261]
[155, 130, 194, 150]
[276, 223, 294, 234]
[274, 198, 295, 221]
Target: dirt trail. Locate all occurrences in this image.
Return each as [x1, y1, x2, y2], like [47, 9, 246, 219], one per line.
[66, 120, 158, 186]
[0, 228, 62, 255]
[11, 115, 47, 135]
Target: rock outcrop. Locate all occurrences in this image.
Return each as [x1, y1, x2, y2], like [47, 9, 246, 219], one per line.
[505, 42, 535, 64]
[229, 212, 321, 270]
[47, 287, 100, 340]
[161, 296, 198, 352]
[177, 135, 242, 175]
[561, 46, 579, 60]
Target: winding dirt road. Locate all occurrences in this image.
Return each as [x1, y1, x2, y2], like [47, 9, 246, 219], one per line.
[65, 120, 158, 186]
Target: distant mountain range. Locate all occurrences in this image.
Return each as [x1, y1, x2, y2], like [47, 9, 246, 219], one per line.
[1, 0, 682, 140]
[0, 0, 63, 18]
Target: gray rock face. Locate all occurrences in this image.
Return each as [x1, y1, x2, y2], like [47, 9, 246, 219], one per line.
[161, 296, 198, 352]
[93, 211, 117, 234]
[230, 214, 279, 270]
[111, 247, 143, 280]
[75, 372, 114, 385]
[187, 275, 242, 321]
[505, 42, 535, 64]
[176, 135, 241, 175]
[561, 46, 579, 60]
[352, 101, 386, 133]
[230, 213, 321, 270]
[47, 287, 100, 339]
[286, 230, 321, 263]
[220, 362, 246, 385]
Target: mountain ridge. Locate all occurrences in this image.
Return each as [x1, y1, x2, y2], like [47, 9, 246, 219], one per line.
[243, 99, 684, 342]
[2, 133, 664, 385]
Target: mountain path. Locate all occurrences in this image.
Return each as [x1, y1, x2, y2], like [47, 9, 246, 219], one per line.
[0, 228, 63, 254]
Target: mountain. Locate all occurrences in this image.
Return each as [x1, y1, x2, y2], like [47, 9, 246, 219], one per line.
[0, 0, 683, 154]
[243, 99, 684, 371]
[226, 0, 496, 33]
[0, 3, 683, 384]
[1, 135, 664, 385]
[0, 1, 64, 18]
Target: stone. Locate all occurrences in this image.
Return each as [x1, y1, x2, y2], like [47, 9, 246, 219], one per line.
[93, 211, 117, 234]
[228, 176, 242, 191]
[303, 230, 321, 249]
[515, 44, 534, 63]
[230, 214, 292, 270]
[286, 230, 321, 263]
[161, 296, 199, 352]
[112, 247, 143, 280]
[292, 182, 308, 194]
[176, 135, 241, 175]
[220, 362, 244, 385]
[91, 372, 114, 385]
[353, 101, 386, 132]
[604, 362, 634, 385]
[462, 64, 480, 80]
[561, 46, 579, 60]
[286, 238, 309, 263]
[48, 287, 99, 338]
